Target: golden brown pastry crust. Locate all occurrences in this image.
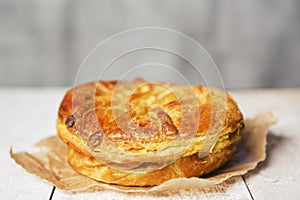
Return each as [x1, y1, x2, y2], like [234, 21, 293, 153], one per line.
[57, 79, 244, 186]
[66, 143, 236, 186]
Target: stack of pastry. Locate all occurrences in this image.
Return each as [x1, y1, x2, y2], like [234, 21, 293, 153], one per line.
[57, 79, 244, 186]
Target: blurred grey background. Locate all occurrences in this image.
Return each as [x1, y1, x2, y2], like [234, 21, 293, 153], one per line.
[0, 0, 299, 89]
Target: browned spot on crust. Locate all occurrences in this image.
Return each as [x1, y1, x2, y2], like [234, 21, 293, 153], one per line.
[65, 115, 75, 127]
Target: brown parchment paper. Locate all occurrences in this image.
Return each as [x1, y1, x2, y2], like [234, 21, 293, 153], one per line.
[10, 112, 278, 193]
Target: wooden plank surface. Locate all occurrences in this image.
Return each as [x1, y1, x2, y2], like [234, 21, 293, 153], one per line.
[1, 88, 300, 199]
[52, 176, 252, 200]
[231, 89, 300, 200]
[0, 88, 65, 200]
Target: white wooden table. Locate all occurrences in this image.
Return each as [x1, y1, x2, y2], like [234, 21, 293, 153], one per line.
[1, 88, 299, 200]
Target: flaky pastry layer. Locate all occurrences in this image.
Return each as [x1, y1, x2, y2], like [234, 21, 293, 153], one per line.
[66, 141, 237, 186]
